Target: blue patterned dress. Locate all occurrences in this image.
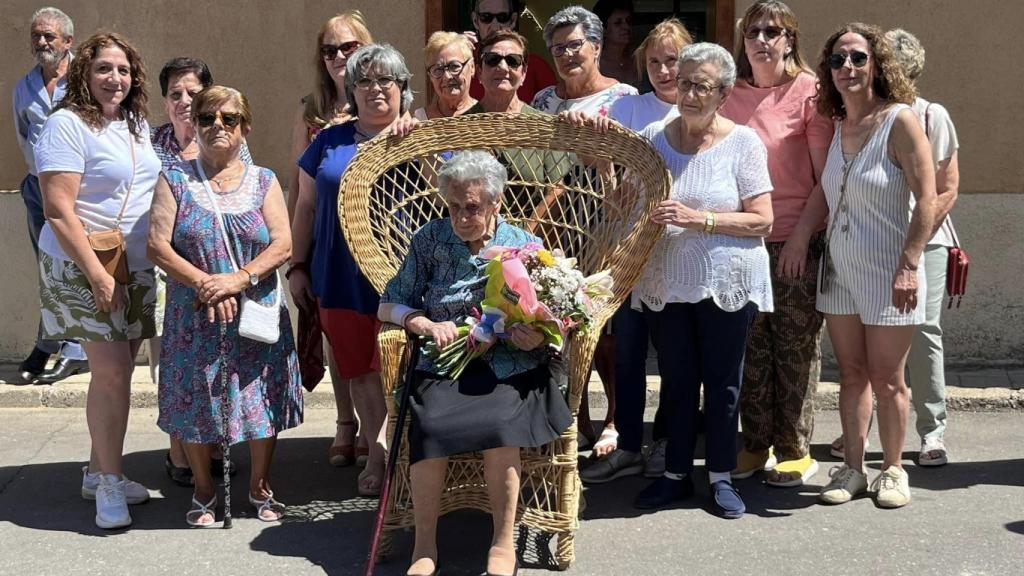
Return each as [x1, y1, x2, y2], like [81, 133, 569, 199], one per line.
[157, 162, 302, 444]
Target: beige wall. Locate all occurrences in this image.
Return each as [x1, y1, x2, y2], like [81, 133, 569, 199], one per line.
[0, 0, 428, 192]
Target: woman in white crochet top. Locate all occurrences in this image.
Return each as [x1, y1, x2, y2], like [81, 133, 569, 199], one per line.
[631, 42, 774, 519]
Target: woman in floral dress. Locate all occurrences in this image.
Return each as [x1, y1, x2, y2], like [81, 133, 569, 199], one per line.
[148, 86, 302, 527]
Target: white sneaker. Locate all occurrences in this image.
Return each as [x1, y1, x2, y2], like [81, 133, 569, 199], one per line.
[819, 465, 868, 505]
[82, 466, 150, 505]
[643, 438, 667, 478]
[872, 465, 911, 508]
[579, 449, 643, 484]
[94, 474, 132, 529]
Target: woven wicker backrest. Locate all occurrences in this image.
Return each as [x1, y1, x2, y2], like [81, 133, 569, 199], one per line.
[338, 112, 670, 325]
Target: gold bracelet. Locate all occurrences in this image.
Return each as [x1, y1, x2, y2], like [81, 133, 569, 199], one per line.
[709, 212, 717, 234]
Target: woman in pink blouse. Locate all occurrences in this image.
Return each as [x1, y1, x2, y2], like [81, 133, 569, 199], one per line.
[720, 0, 833, 488]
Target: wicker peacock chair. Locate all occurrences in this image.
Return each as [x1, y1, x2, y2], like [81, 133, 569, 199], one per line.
[338, 112, 669, 570]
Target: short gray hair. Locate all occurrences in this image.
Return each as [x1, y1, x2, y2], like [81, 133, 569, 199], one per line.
[886, 28, 925, 82]
[677, 42, 736, 89]
[437, 150, 507, 204]
[344, 43, 414, 116]
[31, 7, 73, 37]
[543, 5, 603, 47]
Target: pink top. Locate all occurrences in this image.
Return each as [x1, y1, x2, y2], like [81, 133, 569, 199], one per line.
[721, 73, 833, 242]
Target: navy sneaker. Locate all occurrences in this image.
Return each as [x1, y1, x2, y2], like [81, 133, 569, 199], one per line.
[710, 480, 745, 519]
[634, 475, 694, 510]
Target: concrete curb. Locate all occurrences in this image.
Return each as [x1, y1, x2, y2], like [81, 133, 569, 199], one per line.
[1, 374, 1021, 412]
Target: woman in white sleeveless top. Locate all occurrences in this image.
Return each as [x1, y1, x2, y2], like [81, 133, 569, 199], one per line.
[813, 23, 938, 509]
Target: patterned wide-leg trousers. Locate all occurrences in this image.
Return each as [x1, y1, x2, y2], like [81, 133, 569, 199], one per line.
[740, 232, 825, 461]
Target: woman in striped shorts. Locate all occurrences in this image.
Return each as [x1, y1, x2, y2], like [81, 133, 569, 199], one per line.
[813, 23, 938, 509]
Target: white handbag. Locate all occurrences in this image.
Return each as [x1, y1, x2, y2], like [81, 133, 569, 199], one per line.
[196, 161, 282, 344]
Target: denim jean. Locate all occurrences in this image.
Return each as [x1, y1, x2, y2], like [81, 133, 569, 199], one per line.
[644, 299, 756, 475]
[21, 174, 86, 360]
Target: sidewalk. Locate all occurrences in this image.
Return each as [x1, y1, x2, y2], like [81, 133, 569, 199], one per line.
[1, 363, 1021, 411]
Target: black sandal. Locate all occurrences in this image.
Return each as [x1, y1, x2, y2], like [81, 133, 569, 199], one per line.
[165, 452, 194, 487]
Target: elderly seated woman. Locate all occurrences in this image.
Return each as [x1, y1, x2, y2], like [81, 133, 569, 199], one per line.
[378, 150, 572, 576]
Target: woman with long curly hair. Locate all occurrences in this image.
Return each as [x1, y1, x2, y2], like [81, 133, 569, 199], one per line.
[813, 23, 938, 509]
[34, 31, 160, 529]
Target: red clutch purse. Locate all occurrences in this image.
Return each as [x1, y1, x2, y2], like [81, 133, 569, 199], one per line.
[943, 218, 968, 309]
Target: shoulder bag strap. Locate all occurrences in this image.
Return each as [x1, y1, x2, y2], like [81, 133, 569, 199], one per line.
[112, 129, 137, 227]
[194, 160, 281, 307]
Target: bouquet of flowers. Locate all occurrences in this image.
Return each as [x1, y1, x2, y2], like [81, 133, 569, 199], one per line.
[425, 242, 614, 379]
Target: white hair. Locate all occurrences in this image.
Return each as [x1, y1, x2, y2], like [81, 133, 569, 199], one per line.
[886, 28, 925, 82]
[31, 7, 73, 37]
[437, 150, 507, 204]
[677, 42, 736, 89]
[543, 5, 603, 47]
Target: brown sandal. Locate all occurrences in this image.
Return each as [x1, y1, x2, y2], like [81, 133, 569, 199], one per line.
[329, 420, 357, 467]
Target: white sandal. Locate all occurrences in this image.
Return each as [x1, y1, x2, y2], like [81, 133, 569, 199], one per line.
[592, 427, 619, 458]
[185, 494, 217, 527]
[249, 491, 286, 522]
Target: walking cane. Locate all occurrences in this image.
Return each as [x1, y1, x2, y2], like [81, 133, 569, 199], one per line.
[219, 320, 233, 529]
[364, 333, 420, 576]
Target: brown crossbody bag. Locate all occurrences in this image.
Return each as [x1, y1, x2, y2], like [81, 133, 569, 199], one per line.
[86, 131, 135, 285]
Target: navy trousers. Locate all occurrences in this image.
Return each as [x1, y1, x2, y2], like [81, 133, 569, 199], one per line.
[644, 299, 756, 475]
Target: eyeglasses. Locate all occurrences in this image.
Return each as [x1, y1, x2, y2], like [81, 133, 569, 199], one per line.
[677, 79, 721, 98]
[428, 58, 471, 79]
[196, 111, 243, 129]
[481, 52, 525, 69]
[476, 11, 513, 25]
[354, 75, 398, 90]
[743, 26, 787, 40]
[828, 50, 869, 70]
[550, 38, 587, 58]
[321, 41, 362, 60]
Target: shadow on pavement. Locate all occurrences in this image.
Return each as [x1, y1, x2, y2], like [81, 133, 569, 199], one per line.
[1006, 521, 1024, 536]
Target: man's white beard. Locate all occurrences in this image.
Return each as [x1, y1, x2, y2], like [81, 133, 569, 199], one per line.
[35, 48, 65, 67]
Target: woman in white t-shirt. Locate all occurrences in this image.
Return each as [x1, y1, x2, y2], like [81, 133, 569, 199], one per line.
[34, 32, 160, 530]
[580, 18, 693, 485]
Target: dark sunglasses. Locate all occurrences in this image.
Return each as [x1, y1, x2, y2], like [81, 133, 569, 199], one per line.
[196, 111, 243, 129]
[477, 11, 513, 24]
[321, 40, 362, 60]
[480, 52, 525, 69]
[743, 25, 787, 40]
[829, 50, 869, 70]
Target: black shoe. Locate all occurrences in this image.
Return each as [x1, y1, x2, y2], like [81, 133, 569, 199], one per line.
[210, 457, 237, 478]
[35, 358, 89, 384]
[634, 475, 694, 510]
[165, 452, 194, 487]
[18, 347, 52, 383]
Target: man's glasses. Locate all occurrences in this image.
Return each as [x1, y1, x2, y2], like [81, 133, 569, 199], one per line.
[196, 111, 243, 129]
[321, 41, 362, 60]
[31, 32, 61, 43]
[743, 26, 787, 40]
[828, 50, 869, 70]
[551, 39, 586, 58]
[428, 58, 471, 79]
[354, 75, 398, 90]
[480, 52, 525, 69]
[677, 79, 721, 98]
[476, 11, 513, 25]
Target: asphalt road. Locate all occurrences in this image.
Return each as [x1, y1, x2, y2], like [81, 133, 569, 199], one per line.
[1, 407, 1021, 576]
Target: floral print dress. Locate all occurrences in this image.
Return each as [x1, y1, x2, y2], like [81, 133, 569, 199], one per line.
[157, 161, 302, 444]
